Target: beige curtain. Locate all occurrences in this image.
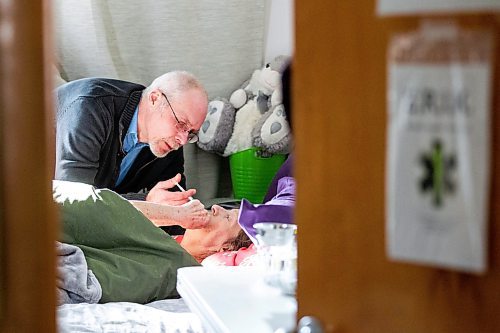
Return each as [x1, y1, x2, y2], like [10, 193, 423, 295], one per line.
[53, 0, 266, 98]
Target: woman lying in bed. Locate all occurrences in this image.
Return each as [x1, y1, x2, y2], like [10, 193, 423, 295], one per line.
[128, 173, 294, 266]
[124, 153, 294, 266]
[177, 204, 253, 264]
[129, 193, 253, 263]
[55, 175, 292, 304]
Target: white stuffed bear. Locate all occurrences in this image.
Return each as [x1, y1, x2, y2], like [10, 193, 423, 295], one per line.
[229, 55, 290, 113]
[223, 99, 262, 156]
[223, 55, 290, 156]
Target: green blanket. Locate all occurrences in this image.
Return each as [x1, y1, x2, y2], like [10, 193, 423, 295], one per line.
[54, 181, 200, 304]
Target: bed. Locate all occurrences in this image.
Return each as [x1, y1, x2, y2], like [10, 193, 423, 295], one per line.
[58, 298, 206, 333]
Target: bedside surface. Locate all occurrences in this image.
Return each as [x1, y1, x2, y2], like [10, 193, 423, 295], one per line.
[177, 266, 297, 333]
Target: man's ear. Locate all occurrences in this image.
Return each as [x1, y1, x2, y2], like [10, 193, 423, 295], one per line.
[150, 90, 161, 106]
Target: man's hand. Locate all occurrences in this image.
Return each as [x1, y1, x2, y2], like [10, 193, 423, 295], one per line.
[146, 174, 196, 205]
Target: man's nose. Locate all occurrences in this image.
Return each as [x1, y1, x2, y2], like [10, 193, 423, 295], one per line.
[176, 130, 189, 145]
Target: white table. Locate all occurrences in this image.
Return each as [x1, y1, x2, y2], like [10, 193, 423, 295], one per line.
[177, 266, 297, 333]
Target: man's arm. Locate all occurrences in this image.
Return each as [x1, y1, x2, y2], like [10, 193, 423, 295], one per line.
[55, 97, 110, 185]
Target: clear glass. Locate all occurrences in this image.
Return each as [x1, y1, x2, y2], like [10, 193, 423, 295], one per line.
[253, 222, 297, 295]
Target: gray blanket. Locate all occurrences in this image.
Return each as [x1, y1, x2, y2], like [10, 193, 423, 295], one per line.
[57, 242, 102, 304]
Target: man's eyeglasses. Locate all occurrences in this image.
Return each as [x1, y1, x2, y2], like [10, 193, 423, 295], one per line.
[160, 92, 198, 143]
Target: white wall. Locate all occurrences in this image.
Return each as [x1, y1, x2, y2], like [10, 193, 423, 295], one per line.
[264, 0, 294, 63]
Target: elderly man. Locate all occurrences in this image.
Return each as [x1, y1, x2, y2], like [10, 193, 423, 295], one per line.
[55, 71, 208, 232]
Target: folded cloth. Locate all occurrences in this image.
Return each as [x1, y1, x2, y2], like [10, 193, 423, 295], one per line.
[56, 241, 102, 304]
[238, 176, 295, 243]
[262, 155, 293, 202]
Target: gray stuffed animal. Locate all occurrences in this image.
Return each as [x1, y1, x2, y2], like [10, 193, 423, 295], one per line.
[197, 98, 236, 155]
[251, 104, 292, 157]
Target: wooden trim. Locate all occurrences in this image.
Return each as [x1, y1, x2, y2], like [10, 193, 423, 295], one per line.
[0, 0, 57, 332]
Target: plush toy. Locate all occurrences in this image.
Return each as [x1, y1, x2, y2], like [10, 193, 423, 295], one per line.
[229, 55, 290, 113]
[197, 98, 235, 155]
[221, 55, 290, 156]
[198, 55, 291, 157]
[223, 99, 262, 156]
[251, 104, 292, 157]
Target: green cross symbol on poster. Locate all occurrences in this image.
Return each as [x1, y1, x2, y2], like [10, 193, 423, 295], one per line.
[419, 139, 457, 208]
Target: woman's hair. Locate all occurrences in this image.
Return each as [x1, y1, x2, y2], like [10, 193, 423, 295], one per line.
[193, 229, 252, 263]
[221, 229, 252, 252]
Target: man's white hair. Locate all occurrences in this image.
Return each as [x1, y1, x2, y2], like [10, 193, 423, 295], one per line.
[143, 70, 207, 101]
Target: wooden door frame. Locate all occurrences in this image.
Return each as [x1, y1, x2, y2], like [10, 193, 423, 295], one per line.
[0, 0, 57, 332]
[295, 1, 500, 331]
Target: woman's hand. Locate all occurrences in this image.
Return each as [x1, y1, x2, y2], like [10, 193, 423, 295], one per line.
[148, 199, 209, 229]
[176, 200, 210, 229]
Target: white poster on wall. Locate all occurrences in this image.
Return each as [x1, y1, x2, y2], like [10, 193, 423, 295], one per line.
[386, 23, 494, 273]
[378, 0, 500, 16]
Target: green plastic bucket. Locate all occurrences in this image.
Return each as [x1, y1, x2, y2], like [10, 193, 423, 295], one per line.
[229, 148, 286, 204]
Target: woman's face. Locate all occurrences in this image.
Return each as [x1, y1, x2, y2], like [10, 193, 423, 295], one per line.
[180, 205, 242, 260]
[206, 205, 240, 236]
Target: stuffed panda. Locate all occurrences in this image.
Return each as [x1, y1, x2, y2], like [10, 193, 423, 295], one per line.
[251, 104, 292, 157]
[196, 98, 235, 156]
